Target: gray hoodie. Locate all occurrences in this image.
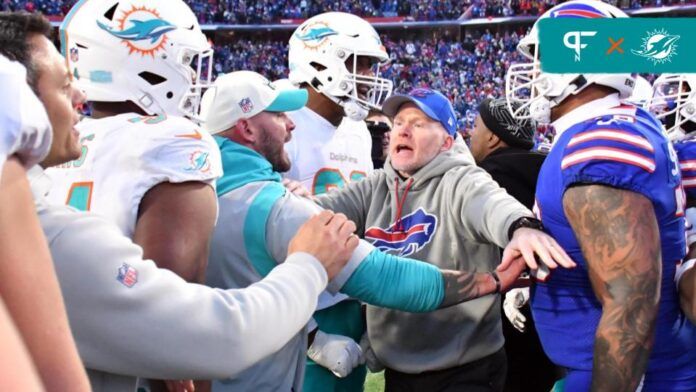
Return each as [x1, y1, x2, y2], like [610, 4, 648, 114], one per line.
[316, 139, 531, 372]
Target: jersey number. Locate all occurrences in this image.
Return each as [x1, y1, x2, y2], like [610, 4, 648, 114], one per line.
[66, 182, 93, 211]
[667, 142, 686, 217]
[128, 114, 167, 125]
[312, 169, 366, 195]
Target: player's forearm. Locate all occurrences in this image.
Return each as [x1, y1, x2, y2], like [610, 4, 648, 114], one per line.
[439, 255, 527, 308]
[439, 270, 497, 308]
[592, 295, 659, 392]
[340, 249, 444, 312]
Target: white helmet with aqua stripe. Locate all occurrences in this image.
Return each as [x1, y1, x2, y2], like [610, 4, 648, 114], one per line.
[60, 0, 212, 120]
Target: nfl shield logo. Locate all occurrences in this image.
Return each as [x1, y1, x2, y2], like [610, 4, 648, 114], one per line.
[70, 47, 79, 62]
[117, 263, 138, 288]
[239, 97, 254, 113]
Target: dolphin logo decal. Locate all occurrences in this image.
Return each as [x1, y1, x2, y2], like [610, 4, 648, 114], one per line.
[98, 18, 176, 43]
[185, 151, 211, 173]
[295, 26, 337, 42]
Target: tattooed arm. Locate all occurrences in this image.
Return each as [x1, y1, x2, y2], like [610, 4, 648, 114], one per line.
[439, 257, 527, 308]
[563, 185, 661, 392]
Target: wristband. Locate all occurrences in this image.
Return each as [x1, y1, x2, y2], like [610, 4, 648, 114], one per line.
[508, 217, 544, 240]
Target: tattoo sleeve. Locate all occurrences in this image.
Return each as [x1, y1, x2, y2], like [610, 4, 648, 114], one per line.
[563, 185, 661, 392]
[438, 271, 496, 308]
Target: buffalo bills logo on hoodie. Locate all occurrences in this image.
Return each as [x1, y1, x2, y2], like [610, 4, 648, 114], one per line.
[365, 208, 438, 257]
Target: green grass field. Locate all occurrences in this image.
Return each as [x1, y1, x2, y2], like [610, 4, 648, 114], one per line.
[364, 371, 384, 392]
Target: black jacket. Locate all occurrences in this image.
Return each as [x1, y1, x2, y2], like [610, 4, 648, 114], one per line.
[478, 147, 562, 391]
[477, 147, 546, 210]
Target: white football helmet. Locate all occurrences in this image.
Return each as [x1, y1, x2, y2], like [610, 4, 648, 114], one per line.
[625, 75, 652, 108]
[288, 12, 393, 121]
[648, 74, 696, 141]
[505, 0, 635, 124]
[60, 0, 213, 120]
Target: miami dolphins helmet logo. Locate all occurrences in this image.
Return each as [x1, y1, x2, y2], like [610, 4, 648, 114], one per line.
[295, 21, 337, 50]
[632, 29, 680, 65]
[97, 5, 176, 57]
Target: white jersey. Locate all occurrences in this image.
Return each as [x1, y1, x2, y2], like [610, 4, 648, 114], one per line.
[0, 55, 52, 178]
[44, 113, 222, 238]
[284, 107, 373, 195]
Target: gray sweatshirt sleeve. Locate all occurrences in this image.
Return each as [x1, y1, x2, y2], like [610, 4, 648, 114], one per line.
[449, 166, 532, 248]
[314, 173, 378, 235]
[48, 213, 327, 380]
[266, 192, 373, 293]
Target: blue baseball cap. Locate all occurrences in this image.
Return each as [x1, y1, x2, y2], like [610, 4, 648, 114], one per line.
[382, 88, 458, 136]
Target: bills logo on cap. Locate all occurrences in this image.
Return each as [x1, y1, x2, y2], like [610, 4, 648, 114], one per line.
[117, 263, 138, 288]
[365, 208, 438, 256]
[410, 88, 434, 98]
[239, 97, 254, 113]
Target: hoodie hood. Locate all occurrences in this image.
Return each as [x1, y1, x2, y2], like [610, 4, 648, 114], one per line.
[384, 135, 475, 191]
[215, 136, 282, 197]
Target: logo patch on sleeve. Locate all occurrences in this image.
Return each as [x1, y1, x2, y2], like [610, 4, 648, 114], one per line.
[117, 263, 138, 288]
[185, 150, 211, 173]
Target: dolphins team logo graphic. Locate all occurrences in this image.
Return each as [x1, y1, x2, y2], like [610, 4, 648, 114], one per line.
[294, 21, 337, 50]
[364, 208, 438, 257]
[185, 150, 211, 173]
[97, 5, 177, 57]
[632, 28, 680, 65]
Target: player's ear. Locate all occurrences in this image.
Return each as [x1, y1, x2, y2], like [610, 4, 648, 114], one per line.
[234, 119, 255, 143]
[441, 133, 454, 151]
[488, 132, 501, 148]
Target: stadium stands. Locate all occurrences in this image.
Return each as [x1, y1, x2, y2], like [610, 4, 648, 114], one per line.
[1, 0, 687, 131]
[212, 30, 523, 131]
[2, 0, 690, 22]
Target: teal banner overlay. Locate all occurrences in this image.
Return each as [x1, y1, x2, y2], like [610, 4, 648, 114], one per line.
[539, 18, 696, 73]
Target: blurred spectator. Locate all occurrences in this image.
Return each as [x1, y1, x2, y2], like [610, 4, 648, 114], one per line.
[365, 110, 392, 169]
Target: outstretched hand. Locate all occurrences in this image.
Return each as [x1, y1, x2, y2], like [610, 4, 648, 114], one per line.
[499, 228, 575, 277]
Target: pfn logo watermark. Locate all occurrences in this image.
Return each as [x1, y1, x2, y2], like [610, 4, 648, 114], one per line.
[563, 31, 597, 62]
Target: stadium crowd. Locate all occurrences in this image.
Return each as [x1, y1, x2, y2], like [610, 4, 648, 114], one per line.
[213, 30, 525, 131]
[1, 0, 692, 22]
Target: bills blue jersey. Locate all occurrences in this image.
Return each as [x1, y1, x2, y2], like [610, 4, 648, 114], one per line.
[675, 136, 696, 201]
[534, 103, 696, 390]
